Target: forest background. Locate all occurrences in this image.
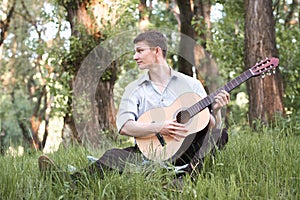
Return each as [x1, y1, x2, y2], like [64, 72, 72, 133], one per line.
[0, 0, 300, 199]
[0, 0, 299, 156]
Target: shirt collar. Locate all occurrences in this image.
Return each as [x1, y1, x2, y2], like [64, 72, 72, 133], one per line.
[137, 67, 180, 86]
[170, 68, 181, 78]
[137, 72, 150, 85]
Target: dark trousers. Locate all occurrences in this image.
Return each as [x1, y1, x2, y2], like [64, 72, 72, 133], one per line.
[84, 128, 228, 178]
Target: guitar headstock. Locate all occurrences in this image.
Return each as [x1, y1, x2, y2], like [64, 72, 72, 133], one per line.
[249, 57, 279, 77]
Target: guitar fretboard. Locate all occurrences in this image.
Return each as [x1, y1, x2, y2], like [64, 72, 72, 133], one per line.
[187, 69, 253, 117]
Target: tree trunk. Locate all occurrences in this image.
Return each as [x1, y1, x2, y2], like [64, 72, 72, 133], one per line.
[5, 10, 48, 150]
[193, 0, 219, 94]
[11, 91, 41, 150]
[0, 0, 16, 47]
[176, 0, 195, 76]
[95, 62, 118, 141]
[0, 128, 5, 155]
[20, 1, 55, 151]
[244, 0, 285, 126]
[138, 0, 151, 31]
[193, 0, 211, 48]
[29, 85, 48, 150]
[284, 0, 298, 27]
[61, 0, 118, 147]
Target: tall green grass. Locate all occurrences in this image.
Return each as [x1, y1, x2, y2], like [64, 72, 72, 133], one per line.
[0, 117, 299, 199]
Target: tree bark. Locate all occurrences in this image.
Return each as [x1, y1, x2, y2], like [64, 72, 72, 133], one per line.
[244, 0, 285, 126]
[61, 0, 118, 147]
[193, 0, 219, 94]
[193, 0, 211, 48]
[176, 0, 195, 76]
[95, 62, 118, 141]
[138, 0, 151, 30]
[19, 1, 54, 150]
[11, 91, 41, 150]
[284, 0, 298, 27]
[0, 0, 16, 66]
[0, 0, 16, 46]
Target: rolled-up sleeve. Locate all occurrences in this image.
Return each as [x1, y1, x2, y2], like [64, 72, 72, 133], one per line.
[116, 83, 139, 133]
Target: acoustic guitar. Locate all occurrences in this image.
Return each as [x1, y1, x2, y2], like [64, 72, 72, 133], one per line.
[135, 57, 279, 162]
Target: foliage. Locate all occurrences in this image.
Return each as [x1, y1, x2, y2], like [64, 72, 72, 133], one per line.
[47, 32, 98, 116]
[206, 1, 246, 124]
[114, 57, 140, 109]
[274, 2, 300, 114]
[150, 1, 178, 30]
[0, 0, 299, 151]
[0, 0, 50, 147]
[0, 91, 32, 145]
[47, 0, 140, 115]
[207, 0, 300, 122]
[0, 118, 299, 199]
[208, 1, 245, 78]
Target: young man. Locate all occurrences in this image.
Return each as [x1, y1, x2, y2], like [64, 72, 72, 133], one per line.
[39, 30, 230, 182]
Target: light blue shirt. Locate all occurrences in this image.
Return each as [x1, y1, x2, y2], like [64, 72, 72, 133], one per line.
[116, 68, 207, 132]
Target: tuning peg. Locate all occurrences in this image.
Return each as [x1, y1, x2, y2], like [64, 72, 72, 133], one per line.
[261, 73, 265, 79]
[266, 70, 272, 76]
[272, 69, 276, 74]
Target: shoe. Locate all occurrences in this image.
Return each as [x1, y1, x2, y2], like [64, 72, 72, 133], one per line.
[38, 155, 70, 182]
[38, 155, 58, 173]
[87, 155, 98, 164]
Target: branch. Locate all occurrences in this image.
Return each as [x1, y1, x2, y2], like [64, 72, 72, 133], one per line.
[0, 0, 17, 46]
[284, 0, 298, 26]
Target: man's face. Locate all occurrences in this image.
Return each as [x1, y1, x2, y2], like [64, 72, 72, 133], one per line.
[133, 41, 157, 70]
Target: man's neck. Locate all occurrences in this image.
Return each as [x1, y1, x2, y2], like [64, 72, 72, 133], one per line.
[148, 64, 171, 84]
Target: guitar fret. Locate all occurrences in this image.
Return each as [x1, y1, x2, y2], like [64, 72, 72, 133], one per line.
[224, 84, 231, 92]
[187, 70, 252, 118]
[187, 95, 214, 117]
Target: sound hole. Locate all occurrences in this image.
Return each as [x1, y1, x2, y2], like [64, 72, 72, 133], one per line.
[176, 110, 191, 124]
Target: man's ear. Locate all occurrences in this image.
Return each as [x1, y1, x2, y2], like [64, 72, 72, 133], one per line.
[155, 46, 163, 57]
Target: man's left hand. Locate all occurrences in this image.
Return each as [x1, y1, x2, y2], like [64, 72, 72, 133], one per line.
[212, 90, 230, 112]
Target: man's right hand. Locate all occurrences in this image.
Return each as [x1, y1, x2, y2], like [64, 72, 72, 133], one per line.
[158, 120, 188, 141]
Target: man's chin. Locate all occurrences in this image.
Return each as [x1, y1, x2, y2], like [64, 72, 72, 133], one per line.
[138, 64, 149, 70]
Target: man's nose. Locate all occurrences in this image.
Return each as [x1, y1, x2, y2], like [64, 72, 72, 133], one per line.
[133, 52, 139, 60]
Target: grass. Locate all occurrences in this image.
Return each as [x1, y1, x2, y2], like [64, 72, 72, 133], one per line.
[0, 117, 299, 199]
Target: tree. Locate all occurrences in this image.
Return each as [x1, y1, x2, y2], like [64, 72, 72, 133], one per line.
[57, 0, 138, 147]
[193, 0, 220, 94]
[274, 0, 300, 114]
[244, 0, 285, 126]
[57, 0, 110, 147]
[176, 0, 195, 76]
[138, 0, 151, 30]
[0, 0, 17, 152]
[174, 0, 220, 94]
[0, 0, 297, 153]
[0, 0, 16, 47]
[0, 0, 56, 150]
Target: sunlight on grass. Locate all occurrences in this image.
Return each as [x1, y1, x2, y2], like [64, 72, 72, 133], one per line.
[0, 117, 299, 199]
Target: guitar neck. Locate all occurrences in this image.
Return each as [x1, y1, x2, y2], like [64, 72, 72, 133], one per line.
[187, 69, 253, 117]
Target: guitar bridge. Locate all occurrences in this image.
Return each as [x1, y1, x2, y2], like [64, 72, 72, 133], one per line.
[156, 133, 166, 147]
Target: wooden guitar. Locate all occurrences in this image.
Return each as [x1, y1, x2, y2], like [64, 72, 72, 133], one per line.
[135, 57, 279, 162]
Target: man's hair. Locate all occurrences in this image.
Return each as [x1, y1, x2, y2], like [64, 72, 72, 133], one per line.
[133, 30, 167, 58]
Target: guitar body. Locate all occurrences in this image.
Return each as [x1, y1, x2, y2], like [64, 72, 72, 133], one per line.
[135, 92, 210, 162]
[134, 57, 279, 162]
